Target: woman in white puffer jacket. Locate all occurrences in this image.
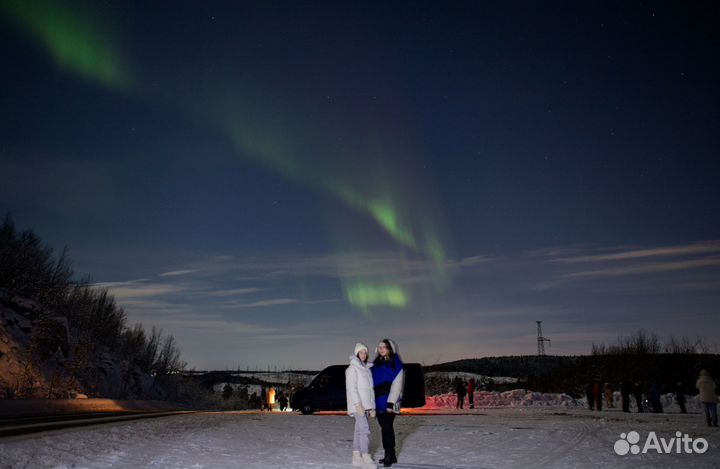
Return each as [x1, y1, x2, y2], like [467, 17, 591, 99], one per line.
[346, 343, 376, 468]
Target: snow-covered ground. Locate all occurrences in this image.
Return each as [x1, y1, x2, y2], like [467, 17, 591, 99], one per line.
[1, 407, 717, 469]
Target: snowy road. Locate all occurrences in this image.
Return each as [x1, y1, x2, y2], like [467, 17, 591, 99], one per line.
[1, 408, 718, 469]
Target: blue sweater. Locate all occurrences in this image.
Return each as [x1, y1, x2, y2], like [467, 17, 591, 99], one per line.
[372, 355, 403, 412]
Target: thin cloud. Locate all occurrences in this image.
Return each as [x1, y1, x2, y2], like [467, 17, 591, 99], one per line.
[92, 278, 153, 288]
[454, 255, 495, 267]
[562, 258, 720, 279]
[159, 269, 197, 277]
[94, 280, 184, 300]
[304, 298, 341, 304]
[551, 241, 720, 264]
[221, 298, 300, 309]
[206, 287, 264, 297]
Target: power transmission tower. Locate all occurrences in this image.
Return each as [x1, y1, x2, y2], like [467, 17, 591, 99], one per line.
[536, 321, 551, 356]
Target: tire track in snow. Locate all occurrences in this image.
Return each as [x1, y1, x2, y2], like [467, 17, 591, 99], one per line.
[531, 414, 592, 468]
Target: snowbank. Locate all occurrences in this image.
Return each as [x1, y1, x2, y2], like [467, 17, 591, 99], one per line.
[424, 389, 580, 408]
[424, 371, 518, 384]
[424, 388, 707, 411]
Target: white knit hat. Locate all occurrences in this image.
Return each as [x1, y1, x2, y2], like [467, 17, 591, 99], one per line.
[354, 342, 369, 356]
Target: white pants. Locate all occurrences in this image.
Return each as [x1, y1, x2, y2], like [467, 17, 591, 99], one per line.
[353, 413, 370, 453]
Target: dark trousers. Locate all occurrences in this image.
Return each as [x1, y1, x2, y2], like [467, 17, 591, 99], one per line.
[634, 394, 644, 413]
[468, 392, 474, 409]
[678, 400, 687, 414]
[377, 412, 396, 453]
[702, 402, 718, 425]
[621, 393, 630, 412]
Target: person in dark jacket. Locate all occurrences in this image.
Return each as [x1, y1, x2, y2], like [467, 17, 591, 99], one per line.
[468, 378, 476, 409]
[620, 380, 631, 413]
[593, 381, 603, 411]
[260, 386, 268, 411]
[372, 339, 405, 467]
[675, 382, 687, 414]
[649, 382, 663, 413]
[278, 391, 289, 412]
[454, 376, 467, 409]
[585, 382, 595, 411]
[633, 381, 644, 413]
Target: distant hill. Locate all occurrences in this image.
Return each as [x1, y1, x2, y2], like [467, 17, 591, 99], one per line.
[426, 355, 579, 379]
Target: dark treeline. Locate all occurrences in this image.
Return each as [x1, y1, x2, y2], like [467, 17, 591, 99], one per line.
[0, 214, 186, 399]
[426, 330, 719, 397]
[591, 328, 714, 355]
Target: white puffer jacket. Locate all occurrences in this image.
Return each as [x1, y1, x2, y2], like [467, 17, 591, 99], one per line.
[696, 371, 718, 403]
[346, 355, 375, 416]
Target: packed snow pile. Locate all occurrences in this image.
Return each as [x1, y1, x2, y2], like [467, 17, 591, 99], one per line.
[424, 387, 705, 411]
[424, 389, 581, 408]
[424, 371, 518, 384]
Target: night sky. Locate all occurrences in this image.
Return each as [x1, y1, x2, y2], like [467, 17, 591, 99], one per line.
[1, 1, 719, 370]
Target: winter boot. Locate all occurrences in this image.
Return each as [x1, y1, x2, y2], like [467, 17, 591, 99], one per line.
[361, 453, 376, 469]
[381, 450, 396, 467]
[352, 451, 363, 466]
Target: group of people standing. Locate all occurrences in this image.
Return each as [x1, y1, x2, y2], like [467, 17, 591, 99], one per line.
[453, 376, 476, 409]
[586, 370, 718, 427]
[345, 338, 405, 468]
[585, 381, 617, 411]
[615, 380, 665, 413]
[258, 387, 289, 411]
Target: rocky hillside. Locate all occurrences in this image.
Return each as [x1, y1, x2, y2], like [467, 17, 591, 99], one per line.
[0, 288, 163, 399]
[0, 215, 189, 401]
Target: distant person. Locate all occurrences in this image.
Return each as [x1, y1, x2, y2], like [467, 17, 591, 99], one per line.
[278, 391, 289, 412]
[620, 381, 631, 413]
[468, 378, 476, 409]
[675, 382, 687, 414]
[250, 391, 261, 409]
[696, 370, 718, 427]
[649, 382, 663, 413]
[372, 339, 405, 467]
[585, 382, 595, 410]
[345, 343, 376, 468]
[260, 386, 267, 411]
[633, 381, 644, 413]
[268, 387, 276, 411]
[593, 381, 603, 411]
[604, 383, 614, 408]
[454, 376, 467, 409]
